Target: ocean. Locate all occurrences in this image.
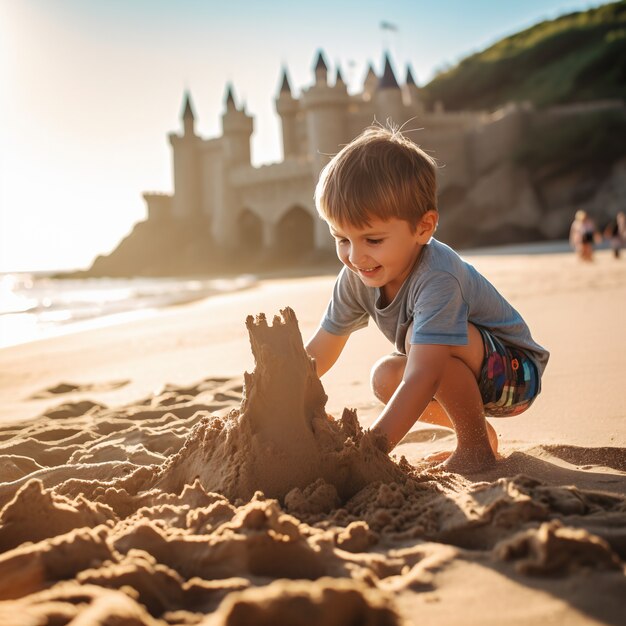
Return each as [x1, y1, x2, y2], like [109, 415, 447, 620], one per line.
[0, 272, 255, 349]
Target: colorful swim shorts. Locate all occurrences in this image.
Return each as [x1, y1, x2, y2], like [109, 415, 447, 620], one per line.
[477, 327, 540, 417]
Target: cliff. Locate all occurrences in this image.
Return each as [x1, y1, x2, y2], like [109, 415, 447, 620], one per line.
[422, 1, 626, 111]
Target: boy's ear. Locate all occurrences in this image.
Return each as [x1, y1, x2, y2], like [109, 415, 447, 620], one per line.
[416, 210, 438, 242]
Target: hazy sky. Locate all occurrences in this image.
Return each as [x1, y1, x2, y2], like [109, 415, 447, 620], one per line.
[0, 0, 606, 272]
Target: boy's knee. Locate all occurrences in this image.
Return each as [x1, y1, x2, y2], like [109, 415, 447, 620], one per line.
[370, 354, 406, 404]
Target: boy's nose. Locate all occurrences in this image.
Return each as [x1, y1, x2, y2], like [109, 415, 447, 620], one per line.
[348, 244, 365, 266]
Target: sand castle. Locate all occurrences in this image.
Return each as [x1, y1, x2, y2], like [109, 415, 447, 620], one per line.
[151, 308, 406, 503]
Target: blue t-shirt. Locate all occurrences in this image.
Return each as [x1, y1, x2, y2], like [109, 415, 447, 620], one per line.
[321, 238, 549, 376]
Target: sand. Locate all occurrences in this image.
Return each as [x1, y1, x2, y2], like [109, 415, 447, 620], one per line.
[0, 250, 625, 625]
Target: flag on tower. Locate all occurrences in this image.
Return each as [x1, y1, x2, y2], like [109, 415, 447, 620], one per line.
[380, 21, 398, 32]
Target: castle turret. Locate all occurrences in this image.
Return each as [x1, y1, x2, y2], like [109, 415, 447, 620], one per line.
[404, 65, 423, 114]
[169, 91, 202, 218]
[375, 53, 405, 126]
[275, 67, 299, 159]
[363, 63, 377, 101]
[215, 84, 254, 248]
[314, 50, 328, 85]
[221, 83, 253, 165]
[335, 64, 345, 87]
[301, 50, 350, 250]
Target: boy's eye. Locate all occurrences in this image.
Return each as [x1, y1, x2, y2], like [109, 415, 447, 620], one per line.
[367, 238, 383, 245]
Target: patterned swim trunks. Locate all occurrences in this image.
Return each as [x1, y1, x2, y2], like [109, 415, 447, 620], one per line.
[477, 327, 540, 417]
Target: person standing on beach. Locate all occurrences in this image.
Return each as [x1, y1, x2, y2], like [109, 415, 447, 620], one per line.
[603, 211, 625, 259]
[569, 210, 597, 261]
[305, 126, 549, 473]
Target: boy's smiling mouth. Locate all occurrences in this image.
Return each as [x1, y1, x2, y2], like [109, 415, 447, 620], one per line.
[355, 265, 382, 277]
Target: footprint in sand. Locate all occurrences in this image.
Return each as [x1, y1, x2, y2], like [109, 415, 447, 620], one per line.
[29, 380, 130, 400]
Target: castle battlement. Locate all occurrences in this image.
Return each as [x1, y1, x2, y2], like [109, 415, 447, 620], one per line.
[230, 159, 312, 187]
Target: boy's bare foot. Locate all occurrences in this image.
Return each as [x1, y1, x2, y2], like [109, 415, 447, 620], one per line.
[425, 450, 452, 463]
[439, 447, 498, 474]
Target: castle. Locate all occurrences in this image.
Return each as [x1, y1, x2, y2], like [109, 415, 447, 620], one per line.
[142, 50, 535, 258]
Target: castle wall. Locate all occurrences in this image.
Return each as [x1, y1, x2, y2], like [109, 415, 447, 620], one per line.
[231, 162, 316, 249]
[143, 193, 173, 221]
[348, 103, 377, 139]
[375, 90, 406, 127]
[470, 104, 530, 178]
[418, 128, 473, 192]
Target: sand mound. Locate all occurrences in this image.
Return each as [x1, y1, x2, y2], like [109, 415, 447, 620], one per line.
[149, 309, 406, 503]
[0, 308, 624, 623]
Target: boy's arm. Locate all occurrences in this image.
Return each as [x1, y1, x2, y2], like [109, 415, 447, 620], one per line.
[305, 327, 350, 378]
[371, 343, 450, 450]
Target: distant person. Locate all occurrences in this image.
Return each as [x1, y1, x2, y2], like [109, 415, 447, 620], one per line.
[569, 210, 597, 261]
[305, 126, 549, 474]
[603, 211, 625, 259]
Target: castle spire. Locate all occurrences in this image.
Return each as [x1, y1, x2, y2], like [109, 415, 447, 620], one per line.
[378, 53, 400, 90]
[335, 64, 345, 86]
[313, 49, 329, 84]
[403, 64, 422, 110]
[362, 62, 378, 99]
[180, 90, 196, 136]
[364, 63, 377, 84]
[279, 67, 292, 96]
[181, 90, 196, 120]
[224, 83, 238, 111]
[406, 65, 417, 87]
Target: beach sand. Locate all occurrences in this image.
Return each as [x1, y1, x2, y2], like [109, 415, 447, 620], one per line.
[0, 250, 624, 625]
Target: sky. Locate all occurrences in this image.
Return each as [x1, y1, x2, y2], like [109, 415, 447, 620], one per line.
[0, 0, 608, 273]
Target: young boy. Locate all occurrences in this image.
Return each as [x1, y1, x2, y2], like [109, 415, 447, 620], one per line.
[305, 126, 549, 473]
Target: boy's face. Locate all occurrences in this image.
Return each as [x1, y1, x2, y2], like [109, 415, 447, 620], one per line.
[328, 214, 436, 301]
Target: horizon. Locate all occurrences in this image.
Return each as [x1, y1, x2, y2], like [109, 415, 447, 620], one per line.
[0, 0, 608, 273]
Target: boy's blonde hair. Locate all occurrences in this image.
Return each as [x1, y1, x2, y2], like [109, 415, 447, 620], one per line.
[315, 126, 438, 231]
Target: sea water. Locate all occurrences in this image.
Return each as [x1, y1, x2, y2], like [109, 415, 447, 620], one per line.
[0, 273, 255, 348]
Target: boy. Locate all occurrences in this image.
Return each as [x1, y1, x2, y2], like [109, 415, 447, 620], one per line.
[306, 126, 549, 473]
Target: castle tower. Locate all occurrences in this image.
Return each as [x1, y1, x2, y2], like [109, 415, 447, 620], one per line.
[215, 84, 254, 248]
[275, 67, 299, 159]
[301, 49, 350, 250]
[362, 63, 377, 101]
[221, 83, 253, 165]
[169, 91, 202, 218]
[404, 65, 423, 114]
[375, 53, 405, 126]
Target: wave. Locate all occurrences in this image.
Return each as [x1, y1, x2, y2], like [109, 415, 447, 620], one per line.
[0, 273, 255, 348]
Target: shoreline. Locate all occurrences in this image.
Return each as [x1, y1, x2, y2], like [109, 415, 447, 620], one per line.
[0, 240, 583, 351]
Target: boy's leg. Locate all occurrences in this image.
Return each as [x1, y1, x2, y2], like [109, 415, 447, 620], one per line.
[433, 350, 495, 471]
[370, 324, 498, 467]
[371, 357, 462, 429]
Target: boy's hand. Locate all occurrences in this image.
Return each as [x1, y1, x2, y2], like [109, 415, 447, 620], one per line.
[371, 343, 450, 451]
